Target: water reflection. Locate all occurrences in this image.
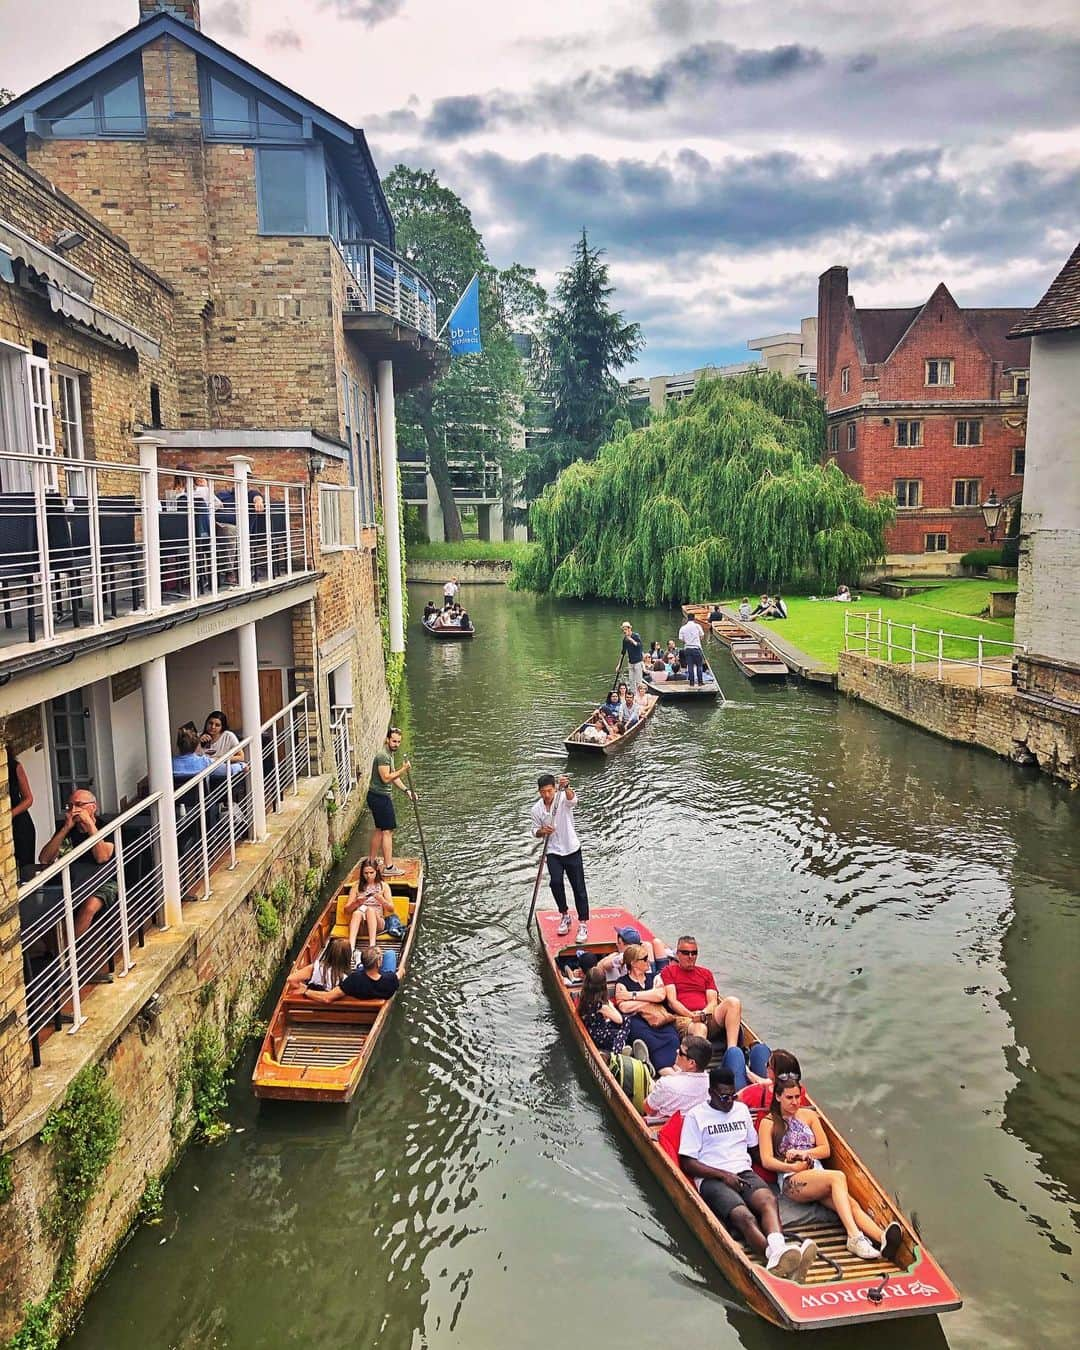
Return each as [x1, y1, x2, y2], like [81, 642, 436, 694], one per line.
[68, 585, 1079, 1350]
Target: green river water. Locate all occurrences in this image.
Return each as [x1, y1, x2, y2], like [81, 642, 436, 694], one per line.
[69, 584, 1079, 1349]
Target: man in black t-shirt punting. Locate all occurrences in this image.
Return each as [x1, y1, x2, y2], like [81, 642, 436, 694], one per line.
[621, 622, 645, 697]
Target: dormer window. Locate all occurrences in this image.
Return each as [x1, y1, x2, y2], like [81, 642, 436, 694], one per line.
[203, 68, 303, 141]
[41, 64, 145, 138]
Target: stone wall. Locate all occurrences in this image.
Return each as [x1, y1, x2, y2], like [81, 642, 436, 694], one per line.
[0, 778, 334, 1342]
[407, 559, 513, 585]
[838, 653, 1079, 786]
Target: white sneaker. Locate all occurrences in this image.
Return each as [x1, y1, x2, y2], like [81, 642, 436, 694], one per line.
[575, 923, 588, 943]
[793, 1239, 818, 1283]
[766, 1244, 801, 1278]
[847, 1233, 879, 1260]
[556, 913, 571, 936]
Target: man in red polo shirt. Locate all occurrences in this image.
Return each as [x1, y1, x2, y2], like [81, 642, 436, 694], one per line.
[661, 934, 743, 1047]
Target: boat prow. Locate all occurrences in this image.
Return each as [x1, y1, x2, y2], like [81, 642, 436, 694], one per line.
[536, 906, 961, 1331]
[252, 858, 423, 1103]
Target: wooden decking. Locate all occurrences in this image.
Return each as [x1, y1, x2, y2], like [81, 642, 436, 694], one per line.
[280, 1024, 368, 1067]
[717, 608, 836, 688]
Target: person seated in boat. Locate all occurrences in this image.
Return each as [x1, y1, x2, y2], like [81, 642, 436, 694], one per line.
[661, 937, 770, 1089]
[647, 640, 662, 663]
[601, 689, 622, 722]
[642, 1033, 712, 1118]
[286, 936, 358, 994]
[423, 600, 438, 622]
[560, 948, 601, 984]
[749, 593, 772, 618]
[581, 711, 612, 744]
[738, 597, 752, 621]
[618, 687, 640, 730]
[738, 1048, 806, 1113]
[350, 857, 405, 948]
[307, 945, 400, 1003]
[577, 965, 627, 1055]
[635, 679, 652, 707]
[758, 1077, 902, 1263]
[614, 944, 680, 1074]
[667, 653, 686, 680]
[648, 656, 668, 685]
[598, 926, 673, 983]
[458, 610, 473, 631]
[680, 1067, 816, 1280]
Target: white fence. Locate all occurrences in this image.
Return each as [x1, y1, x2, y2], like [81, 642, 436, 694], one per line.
[844, 608, 1027, 688]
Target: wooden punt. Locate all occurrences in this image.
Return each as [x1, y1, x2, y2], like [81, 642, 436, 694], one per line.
[252, 858, 423, 1103]
[536, 905, 961, 1332]
[711, 619, 751, 647]
[730, 638, 789, 681]
[644, 657, 720, 700]
[564, 693, 659, 755]
[423, 616, 474, 639]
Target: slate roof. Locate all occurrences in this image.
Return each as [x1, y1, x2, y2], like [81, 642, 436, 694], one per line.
[1009, 242, 1080, 338]
[852, 307, 920, 365]
[853, 304, 1029, 366]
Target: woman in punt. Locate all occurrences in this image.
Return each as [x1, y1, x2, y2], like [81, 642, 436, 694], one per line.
[758, 1077, 903, 1263]
[614, 944, 680, 1073]
[577, 966, 627, 1054]
[286, 936, 356, 994]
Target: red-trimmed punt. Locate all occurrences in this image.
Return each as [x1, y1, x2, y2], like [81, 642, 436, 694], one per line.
[564, 693, 660, 755]
[536, 905, 961, 1332]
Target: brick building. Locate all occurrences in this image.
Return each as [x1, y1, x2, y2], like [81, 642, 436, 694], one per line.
[817, 266, 1030, 569]
[0, 3, 444, 1336]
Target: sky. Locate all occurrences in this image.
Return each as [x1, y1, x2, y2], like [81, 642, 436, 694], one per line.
[2, 0, 1078, 377]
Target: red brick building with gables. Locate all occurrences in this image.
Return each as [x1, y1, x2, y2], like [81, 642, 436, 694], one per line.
[817, 265, 1031, 566]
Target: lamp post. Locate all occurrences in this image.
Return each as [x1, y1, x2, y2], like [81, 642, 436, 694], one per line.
[980, 488, 1005, 543]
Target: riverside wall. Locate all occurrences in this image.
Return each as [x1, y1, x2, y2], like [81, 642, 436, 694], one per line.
[838, 653, 1079, 786]
[407, 560, 513, 586]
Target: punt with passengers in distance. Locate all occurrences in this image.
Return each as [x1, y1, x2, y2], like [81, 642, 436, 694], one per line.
[564, 691, 659, 755]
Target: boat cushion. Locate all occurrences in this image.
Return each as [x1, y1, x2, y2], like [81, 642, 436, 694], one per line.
[658, 1111, 684, 1165]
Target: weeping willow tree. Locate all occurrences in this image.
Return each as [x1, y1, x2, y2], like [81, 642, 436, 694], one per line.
[513, 372, 894, 602]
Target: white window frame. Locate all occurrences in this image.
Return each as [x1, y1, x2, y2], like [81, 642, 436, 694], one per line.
[895, 479, 921, 508]
[955, 418, 982, 447]
[894, 419, 922, 447]
[926, 358, 954, 387]
[1013, 373, 1028, 397]
[840, 366, 850, 394]
[924, 533, 948, 553]
[56, 367, 87, 495]
[0, 346, 57, 491]
[319, 484, 344, 551]
[953, 478, 980, 508]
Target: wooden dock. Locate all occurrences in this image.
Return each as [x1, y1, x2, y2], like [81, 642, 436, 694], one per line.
[682, 605, 837, 688]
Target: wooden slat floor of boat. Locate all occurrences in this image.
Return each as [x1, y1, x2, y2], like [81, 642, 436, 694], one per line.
[747, 1221, 902, 1284]
[280, 1024, 368, 1067]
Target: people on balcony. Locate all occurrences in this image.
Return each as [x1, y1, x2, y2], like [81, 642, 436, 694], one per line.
[172, 726, 244, 779]
[200, 711, 245, 764]
[38, 789, 117, 938]
[7, 750, 36, 881]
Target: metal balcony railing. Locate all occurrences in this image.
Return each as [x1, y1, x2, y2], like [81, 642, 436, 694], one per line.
[330, 704, 356, 797]
[396, 456, 503, 503]
[339, 239, 438, 339]
[0, 451, 313, 658]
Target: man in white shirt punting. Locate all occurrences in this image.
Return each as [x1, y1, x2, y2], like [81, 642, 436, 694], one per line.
[677, 614, 706, 687]
[529, 773, 589, 942]
[679, 1066, 817, 1282]
[443, 577, 460, 608]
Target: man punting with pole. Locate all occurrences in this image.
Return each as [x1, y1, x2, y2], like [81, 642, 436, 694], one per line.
[529, 773, 589, 942]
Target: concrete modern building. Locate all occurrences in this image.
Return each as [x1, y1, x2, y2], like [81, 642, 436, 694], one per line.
[625, 317, 817, 414]
[0, 2, 444, 1338]
[818, 266, 1029, 569]
[1008, 241, 1080, 670]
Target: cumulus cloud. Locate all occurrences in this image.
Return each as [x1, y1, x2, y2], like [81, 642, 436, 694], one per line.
[321, 0, 406, 25]
[266, 26, 303, 50]
[205, 0, 250, 36]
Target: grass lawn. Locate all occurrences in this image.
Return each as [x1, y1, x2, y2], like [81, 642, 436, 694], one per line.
[716, 579, 1018, 672]
[408, 540, 535, 564]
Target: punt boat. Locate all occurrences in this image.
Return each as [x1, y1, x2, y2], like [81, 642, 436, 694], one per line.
[564, 693, 659, 755]
[423, 614, 474, 639]
[644, 657, 721, 700]
[730, 638, 789, 681]
[252, 858, 423, 1103]
[711, 619, 751, 647]
[536, 904, 961, 1332]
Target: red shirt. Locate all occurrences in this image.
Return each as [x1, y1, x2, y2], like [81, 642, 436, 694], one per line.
[661, 962, 717, 1012]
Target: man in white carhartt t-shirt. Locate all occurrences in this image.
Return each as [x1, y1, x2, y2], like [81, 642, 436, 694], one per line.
[677, 614, 706, 686]
[679, 1067, 817, 1282]
[529, 772, 589, 943]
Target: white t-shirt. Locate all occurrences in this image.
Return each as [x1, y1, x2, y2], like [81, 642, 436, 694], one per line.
[678, 620, 705, 648]
[645, 1070, 709, 1117]
[443, 581, 459, 599]
[529, 792, 581, 857]
[679, 1100, 758, 1185]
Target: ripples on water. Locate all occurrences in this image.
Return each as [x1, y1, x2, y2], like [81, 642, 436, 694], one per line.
[70, 587, 1079, 1350]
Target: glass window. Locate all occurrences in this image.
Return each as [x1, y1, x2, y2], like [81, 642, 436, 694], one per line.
[257, 97, 302, 139]
[101, 74, 142, 134]
[895, 480, 921, 508]
[257, 149, 310, 233]
[955, 419, 982, 446]
[49, 97, 95, 137]
[953, 479, 980, 507]
[209, 73, 253, 138]
[846, 421, 856, 450]
[895, 420, 922, 447]
[1012, 448, 1025, 475]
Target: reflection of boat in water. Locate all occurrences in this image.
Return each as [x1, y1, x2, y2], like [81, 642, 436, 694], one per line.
[423, 615, 474, 639]
[564, 694, 659, 755]
[253, 859, 423, 1103]
[537, 904, 962, 1332]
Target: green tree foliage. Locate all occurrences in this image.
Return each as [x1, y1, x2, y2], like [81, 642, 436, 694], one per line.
[514, 373, 893, 601]
[381, 167, 544, 541]
[530, 229, 643, 494]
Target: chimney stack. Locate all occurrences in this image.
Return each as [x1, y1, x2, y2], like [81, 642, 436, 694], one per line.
[817, 265, 849, 394]
[139, 1, 201, 27]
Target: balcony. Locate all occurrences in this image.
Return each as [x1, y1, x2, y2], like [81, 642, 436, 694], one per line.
[399, 454, 503, 504]
[0, 449, 315, 673]
[337, 239, 447, 389]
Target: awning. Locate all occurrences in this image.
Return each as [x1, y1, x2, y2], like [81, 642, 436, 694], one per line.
[0, 218, 93, 299]
[46, 281, 161, 361]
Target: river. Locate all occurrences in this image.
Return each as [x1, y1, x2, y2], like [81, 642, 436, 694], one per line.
[69, 583, 1079, 1350]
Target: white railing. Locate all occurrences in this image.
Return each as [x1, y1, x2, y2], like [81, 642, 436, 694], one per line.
[339, 238, 438, 339]
[173, 733, 256, 902]
[330, 704, 355, 796]
[397, 455, 502, 503]
[0, 451, 313, 657]
[844, 609, 1027, 688]
[262, 692, 313, 816]
[17, 795, 166, 1055]
[318, 483, 361, 553]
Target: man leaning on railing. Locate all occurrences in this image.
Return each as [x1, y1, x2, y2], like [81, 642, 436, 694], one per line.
[38, 789, 117, 939]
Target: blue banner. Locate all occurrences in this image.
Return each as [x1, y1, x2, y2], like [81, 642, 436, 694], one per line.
[448, 274, 482, 355]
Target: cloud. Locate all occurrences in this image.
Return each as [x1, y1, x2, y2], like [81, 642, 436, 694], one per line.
[266, 26, 303, 50]
[205, 0, 250, 37]
[321, 0, 406, 25]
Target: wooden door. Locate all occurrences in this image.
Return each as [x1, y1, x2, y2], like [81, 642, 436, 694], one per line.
[216, 669, 285, 738]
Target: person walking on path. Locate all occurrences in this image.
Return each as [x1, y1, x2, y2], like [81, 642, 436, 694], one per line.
[621, 622, 645, 696]
[530, 773, 589, 942]
[678, 613, 706, 686]
[367, 726, 415, 876]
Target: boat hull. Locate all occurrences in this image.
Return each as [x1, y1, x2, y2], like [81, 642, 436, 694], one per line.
[423, 620, 474, 639]
[730, 640, 789, 681]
